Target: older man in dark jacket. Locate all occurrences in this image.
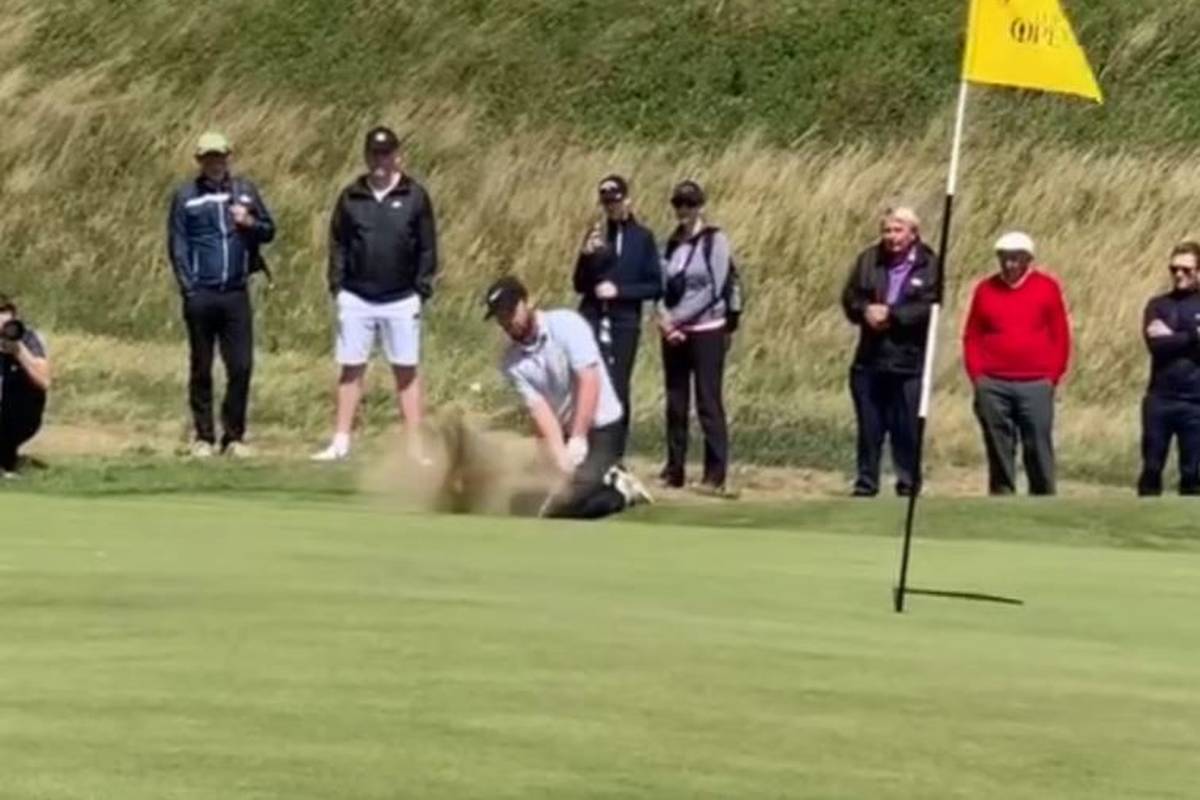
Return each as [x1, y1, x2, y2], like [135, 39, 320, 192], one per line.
[841, 207, 940, 497]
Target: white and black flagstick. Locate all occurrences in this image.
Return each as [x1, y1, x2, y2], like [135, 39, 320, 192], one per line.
[893, 80, 969, 614]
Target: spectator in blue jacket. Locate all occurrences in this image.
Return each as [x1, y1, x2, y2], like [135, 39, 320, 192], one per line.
[167, 132, 275, 458]
[573, 175, 662, 458]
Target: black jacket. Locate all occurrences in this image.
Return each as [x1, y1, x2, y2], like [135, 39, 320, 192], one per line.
[841, 242, 940, 374]
[574, 217, 662, 328]
[1144, 290, 1200, 401]
[329, 174, 438, 302]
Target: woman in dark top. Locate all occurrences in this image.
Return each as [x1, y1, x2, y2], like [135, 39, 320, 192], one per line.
[573, 174, 662, 459]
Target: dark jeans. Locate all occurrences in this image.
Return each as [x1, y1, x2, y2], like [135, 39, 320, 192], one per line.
[973, 377, 1056, 496]
[662, 329, 729, 488]
[0, 391, 44, 472]
[543, 422, 628, 520]
[849, 367, 920, 496]
[183, 289, 253, 447]
[1137, 394, 1200, 496]
[584, 314, 640, 460]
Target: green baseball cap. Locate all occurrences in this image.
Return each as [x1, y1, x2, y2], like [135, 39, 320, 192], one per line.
[195, 131, 232, 157]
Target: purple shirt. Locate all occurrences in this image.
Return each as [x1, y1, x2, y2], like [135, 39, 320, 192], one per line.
[885, 248, 918, 305]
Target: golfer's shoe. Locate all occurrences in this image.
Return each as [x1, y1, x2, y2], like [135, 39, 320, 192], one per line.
[310, 443, 350, 462]
[607, 466, 655, 507]
[224, 441, 255, 459]
[188, 441, 215, 459]
[1, 470, 19, 481]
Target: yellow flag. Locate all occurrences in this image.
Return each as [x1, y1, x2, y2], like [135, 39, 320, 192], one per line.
[963, 0, 1103, 102]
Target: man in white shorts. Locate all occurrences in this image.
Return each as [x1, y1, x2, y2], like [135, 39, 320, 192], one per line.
[313, 126, 439, 461]
[484, 276, 652, 519]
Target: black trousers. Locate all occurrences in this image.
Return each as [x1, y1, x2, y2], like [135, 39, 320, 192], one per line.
[849, 367, 920, 496]
[662, 329, 729, 488]
[0, 392, 44, 472]
[973, 377, 1056, 496]
[1138, 394, 1200, 496]
[584, 315, 640, 459]
[543, 422, 628, 520]
[183, 289, 253, 446]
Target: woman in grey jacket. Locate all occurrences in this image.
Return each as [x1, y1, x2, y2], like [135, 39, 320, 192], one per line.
[658, 180, 731, 491]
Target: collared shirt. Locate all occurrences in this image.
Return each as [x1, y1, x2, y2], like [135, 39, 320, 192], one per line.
[501, 309, 623, 431]
[885, 247, 918, 305]
[370, 173, 402, 203]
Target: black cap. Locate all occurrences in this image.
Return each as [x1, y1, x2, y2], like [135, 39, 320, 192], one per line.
[598, 174, 629, 201]
[670, 180, 706, 207]
[483, 276, 528, 320]
[365, 126, 401, 153]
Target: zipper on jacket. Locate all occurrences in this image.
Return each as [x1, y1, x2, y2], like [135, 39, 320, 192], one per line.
[219, 197, 230, 290]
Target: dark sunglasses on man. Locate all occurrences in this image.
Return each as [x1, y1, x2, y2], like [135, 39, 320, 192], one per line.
[1169, 264, 1196, 276]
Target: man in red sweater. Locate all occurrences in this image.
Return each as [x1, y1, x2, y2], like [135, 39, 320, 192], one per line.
[962, 232, 1071, 495]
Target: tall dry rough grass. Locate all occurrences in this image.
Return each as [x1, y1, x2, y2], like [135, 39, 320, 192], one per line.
[3, 4, 1199, 485]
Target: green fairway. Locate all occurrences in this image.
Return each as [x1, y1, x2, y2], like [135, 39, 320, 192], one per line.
[2, 493, 1198, 799]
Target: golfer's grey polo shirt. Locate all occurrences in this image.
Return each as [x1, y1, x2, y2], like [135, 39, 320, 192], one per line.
[501, 309, 623, 431]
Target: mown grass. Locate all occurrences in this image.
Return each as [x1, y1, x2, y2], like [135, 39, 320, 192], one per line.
[3, 0, 1199, 478]
[2, 492, 1198, 798]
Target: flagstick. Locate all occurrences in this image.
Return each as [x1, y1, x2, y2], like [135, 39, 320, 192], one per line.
[894, 80, 970, 614]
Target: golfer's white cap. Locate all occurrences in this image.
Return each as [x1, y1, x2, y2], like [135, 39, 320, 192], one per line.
[994, 231, 1035, 255]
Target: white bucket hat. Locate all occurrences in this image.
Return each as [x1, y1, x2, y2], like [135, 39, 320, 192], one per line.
[994, 231, 1035, 255]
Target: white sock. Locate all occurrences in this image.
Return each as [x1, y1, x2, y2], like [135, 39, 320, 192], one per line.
[332, 433, 351, 454]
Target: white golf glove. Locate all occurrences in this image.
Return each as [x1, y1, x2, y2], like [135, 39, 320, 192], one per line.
[565, 435, 589, 469]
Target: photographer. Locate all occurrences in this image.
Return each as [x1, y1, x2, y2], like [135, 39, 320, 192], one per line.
[0, 295, 50, 477]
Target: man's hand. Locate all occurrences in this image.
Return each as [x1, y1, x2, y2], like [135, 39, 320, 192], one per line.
[1147, 319, 1174, 339]
[555, 446, 577, 476]
[565, 435, 589, 469]
[0, 338, 17, 356]
[865, 304, 890, 330]
[230, 203, 256, 229]
[595, 281, 618, 300]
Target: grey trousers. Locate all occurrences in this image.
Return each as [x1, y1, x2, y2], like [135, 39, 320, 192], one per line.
[973, 377, 1057, 496]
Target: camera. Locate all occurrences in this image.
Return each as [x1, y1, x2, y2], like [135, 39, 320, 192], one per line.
[1, 318, 25, 343]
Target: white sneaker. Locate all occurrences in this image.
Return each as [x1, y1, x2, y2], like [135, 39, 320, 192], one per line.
[1, 471, 19, 481]
[310, 443, 349, 462]
[224, 441, 255, 459]
[189, 441, 215, 459]
[607, 466, 655, 507]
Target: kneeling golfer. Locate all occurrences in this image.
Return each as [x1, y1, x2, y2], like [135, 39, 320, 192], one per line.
[484, 276, 653, 519]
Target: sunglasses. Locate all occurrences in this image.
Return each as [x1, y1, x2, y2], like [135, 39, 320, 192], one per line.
[598, 191, 624, 202]
[671, 199, 699, 209]
[1169, 265, 1196, 275]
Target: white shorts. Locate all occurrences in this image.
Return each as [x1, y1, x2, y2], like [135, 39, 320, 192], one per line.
[336, 290, 422, 367]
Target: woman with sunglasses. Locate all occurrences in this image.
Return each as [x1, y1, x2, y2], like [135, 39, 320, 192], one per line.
[657, 180, 732, 493]
[573, 174, 663, 459]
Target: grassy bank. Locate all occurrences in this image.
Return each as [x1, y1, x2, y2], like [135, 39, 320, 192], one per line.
[2, 0, 1198, 476]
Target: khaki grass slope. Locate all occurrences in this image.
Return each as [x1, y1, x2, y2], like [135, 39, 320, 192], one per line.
[5, 1, 1200, 485]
